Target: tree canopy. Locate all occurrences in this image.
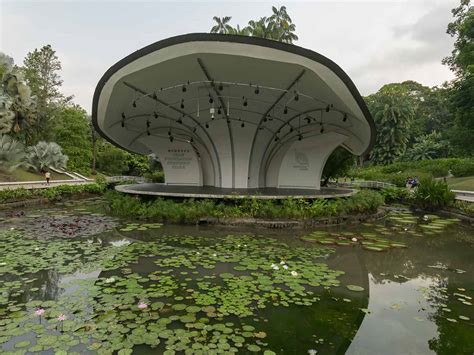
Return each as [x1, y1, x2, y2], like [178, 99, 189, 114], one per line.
[210, 6, 298, 43]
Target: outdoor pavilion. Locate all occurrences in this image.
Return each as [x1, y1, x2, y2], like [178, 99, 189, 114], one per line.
[92, 33, 374, 199]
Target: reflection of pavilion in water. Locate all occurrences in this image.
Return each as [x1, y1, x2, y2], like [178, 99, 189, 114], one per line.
[96, 230, 371, 354]
[344, 230, 474, 355]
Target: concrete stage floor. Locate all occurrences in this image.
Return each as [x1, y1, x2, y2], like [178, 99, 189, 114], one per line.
[115, 183, 356, 199]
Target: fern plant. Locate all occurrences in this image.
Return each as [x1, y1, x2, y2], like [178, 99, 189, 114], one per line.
[26, 141, 68, 172]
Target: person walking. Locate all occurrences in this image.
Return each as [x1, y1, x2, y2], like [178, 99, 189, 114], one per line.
[45, 170, 51, 186]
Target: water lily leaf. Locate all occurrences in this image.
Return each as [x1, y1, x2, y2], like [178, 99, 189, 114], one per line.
[346, 285, 364, 292]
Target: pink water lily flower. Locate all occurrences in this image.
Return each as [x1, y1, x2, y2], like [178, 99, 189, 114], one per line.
[35, 308, 45, 316]
[138, 301, 148, 310]
[57, 314, 66, 321]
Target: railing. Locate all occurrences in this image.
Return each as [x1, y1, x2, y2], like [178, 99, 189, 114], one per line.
[452, 190, 474, 202]
[335, 180, 396, 190]
[106, 176, 149, 183]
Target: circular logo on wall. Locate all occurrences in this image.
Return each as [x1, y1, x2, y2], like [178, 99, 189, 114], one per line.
[295, 151, 309, 167]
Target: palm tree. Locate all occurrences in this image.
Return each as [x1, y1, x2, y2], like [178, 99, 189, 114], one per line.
[268, 6, 298, 43]
[26, 141, 68, 172]
[228, 25, 250, 36]
[0, 134, 28, 172]
[247, 18, 273, 39]
[209, 7, 299, 44]
[210, 16, 234, 34]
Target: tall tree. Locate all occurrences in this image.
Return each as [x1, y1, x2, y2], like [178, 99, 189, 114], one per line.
[22, 45, 71, 142]
[52, 105, 92, 174]
[443, 0, 474, 156]
[443, 0, 474, 76]
[0, 53, 36, 137]
[247, 18, 273, 39]
[379, 81, 453, 147]
[268, 6, 298, 43]
[366, 86, 416, 165]
[209, 6, 298, 43]
[210, 16, 234, 34]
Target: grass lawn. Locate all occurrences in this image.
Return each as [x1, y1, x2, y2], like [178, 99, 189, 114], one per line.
[0, 168, 73, 183]
[447, 176, 474, 191]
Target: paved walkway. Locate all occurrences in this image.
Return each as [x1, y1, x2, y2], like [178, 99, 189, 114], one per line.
[115, 183, 356, 199]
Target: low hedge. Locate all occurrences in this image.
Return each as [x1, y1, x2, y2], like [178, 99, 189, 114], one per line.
[451, 159, 474, 177]
[104, 189, 384, 224]
[0, 183, 106, 204]
[351, 158, 474, 186]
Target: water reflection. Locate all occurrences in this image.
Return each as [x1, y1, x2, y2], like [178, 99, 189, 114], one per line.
[1, 201, 473, 354]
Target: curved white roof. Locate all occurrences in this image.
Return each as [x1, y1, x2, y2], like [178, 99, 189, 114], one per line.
[92, 33, 374, 189]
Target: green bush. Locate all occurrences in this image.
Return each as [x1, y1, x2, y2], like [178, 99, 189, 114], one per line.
[451, 159, 474, 177]
[380, 187, 412, 204]
[352, 167, 432, 187]
[351, 158, 467, 186]
[0, 183, 105, 203]
[144, 171, 165, 183]
[26, 141, 68, 172]
[413, 178, 455, 211]
[335, 190, 384, 215]
[104, 189, 385, 224]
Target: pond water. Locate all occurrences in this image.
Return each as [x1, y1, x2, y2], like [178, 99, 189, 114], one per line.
[0, 198, 473, 354]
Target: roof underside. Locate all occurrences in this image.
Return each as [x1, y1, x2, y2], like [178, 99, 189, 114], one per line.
[92, 33, 374, 156]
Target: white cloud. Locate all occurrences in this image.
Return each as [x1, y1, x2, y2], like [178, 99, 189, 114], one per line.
[1, 0, 458, 110]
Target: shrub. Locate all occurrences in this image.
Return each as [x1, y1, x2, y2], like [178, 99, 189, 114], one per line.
[380, 187, 412, 204]
[413, 178, 455, 211]
[144, 171, 165, 183]
[0, 134, 28, 171]
[104, 190, 385, 224]
[26, 141, 68, 172]
[335, 190, 384, 215]
[451, 159, 474, 177]
[0, 183, 105, 203]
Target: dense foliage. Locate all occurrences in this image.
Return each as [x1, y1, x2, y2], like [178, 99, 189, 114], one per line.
[321, 147, 355, 186]
[211, 6, 298, 43]
[0, 54, 36, 136]
[351, 158, 474, 186]
[26, 141, 68, 172]
[0, 183, 105, 203]
[105, 189, 384, 224]
[52, 106, 93, 174]
[366, 85, 415, 164]
[414, 179, 456, 211]
[0, 134, 28, 171]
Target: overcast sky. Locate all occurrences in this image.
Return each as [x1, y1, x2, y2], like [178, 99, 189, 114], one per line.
[1, 0, 458, 112]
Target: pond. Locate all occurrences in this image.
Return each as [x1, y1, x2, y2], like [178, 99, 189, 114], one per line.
[0, 198, 473, 354]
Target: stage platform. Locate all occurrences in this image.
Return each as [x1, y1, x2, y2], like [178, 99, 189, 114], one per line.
[115, 183, 356, 200]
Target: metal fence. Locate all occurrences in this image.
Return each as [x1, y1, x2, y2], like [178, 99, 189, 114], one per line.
[335, 180, 396, 190]
[106, 176, 149, 183]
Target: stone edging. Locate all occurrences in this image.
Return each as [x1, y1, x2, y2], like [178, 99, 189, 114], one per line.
[438, 208, 474, 225]
[198, 208, 387, 229]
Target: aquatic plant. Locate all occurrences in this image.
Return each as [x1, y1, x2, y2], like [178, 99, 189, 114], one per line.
[104, 189, 385, 223]
[414, 178, 455, 210]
